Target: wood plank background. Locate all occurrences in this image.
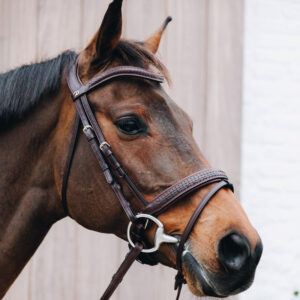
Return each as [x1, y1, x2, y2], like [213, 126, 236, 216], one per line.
[0, 0, 244, 299]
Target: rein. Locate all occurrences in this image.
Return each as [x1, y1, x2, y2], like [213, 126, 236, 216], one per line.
[64, 57, 234, 299]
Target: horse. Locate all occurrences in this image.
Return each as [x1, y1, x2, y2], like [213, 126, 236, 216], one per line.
[0, 0, 262, 298]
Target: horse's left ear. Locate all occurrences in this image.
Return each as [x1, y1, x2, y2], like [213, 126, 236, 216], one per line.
[82, 0, 123, 72]
[143, 17, 172, 54]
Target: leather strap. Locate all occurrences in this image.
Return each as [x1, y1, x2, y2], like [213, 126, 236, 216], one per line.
[67, 60, 155, 208]
[71, 66, 164, 100]
[64, 58, 235, 300]
[143, 169, 230, 216]
[176, 180, 233, 272]
[61, 113, 80, 215]
[65, 62, 161, 221]
[174, 180, 233, 298]
[100, 242, 144, 300]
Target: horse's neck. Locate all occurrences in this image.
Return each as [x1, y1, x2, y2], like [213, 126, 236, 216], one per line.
[0, 88, 69, 297]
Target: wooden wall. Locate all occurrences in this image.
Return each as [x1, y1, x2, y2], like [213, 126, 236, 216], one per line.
[0, 0, 244, 299]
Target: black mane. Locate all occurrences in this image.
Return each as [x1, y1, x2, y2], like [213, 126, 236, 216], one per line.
[0, 51, 76, 128]
[0, 40, 168, 129]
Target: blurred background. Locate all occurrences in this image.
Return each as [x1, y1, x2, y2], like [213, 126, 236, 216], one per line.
[0, 0, 299, 299]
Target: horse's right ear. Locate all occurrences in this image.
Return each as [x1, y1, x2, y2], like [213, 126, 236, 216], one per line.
[80, 0, 123, 76]
[143, 17, 172, 54]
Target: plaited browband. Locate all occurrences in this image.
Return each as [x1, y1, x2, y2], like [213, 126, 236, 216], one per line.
[64, 56, 234, 300]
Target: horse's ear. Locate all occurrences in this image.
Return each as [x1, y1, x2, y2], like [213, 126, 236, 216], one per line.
[143, 17, 172, 54]
[83, 0, 123, 69]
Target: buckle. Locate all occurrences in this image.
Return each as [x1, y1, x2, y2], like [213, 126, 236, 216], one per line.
[82, 125, 93, 133]
[127, 214, 178, 253]
[99, 141, 110, 151]
[73, 90, 80, 97]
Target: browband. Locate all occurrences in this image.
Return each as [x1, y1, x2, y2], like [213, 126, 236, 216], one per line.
[68, 60, 164, 100]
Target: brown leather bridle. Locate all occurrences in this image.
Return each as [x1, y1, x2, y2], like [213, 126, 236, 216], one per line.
[63, 57, 234, 300]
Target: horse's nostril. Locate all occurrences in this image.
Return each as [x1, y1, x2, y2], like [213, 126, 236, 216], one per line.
[217, 232, 251, 272]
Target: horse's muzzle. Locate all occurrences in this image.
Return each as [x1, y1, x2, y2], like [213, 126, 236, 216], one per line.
[182, 234, 263, 297]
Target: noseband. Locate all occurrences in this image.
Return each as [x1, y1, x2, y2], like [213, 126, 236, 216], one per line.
[64, 57, 234, 300]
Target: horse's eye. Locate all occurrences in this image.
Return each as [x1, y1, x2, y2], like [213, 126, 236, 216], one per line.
[115, 117, 147, 135]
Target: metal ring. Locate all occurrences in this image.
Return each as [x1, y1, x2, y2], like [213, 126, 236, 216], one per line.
[99, 141, 110, 151]
[127, 214, 178, 253]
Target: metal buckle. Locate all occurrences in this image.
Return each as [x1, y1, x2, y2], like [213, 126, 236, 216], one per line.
[82, 125, 93, 133]
[99, 141, 110, 151]
[73, 90, 80, 97]
[127, 214, 178, 253]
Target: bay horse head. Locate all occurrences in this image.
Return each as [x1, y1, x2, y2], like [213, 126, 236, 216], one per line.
[63, 0, 263, 297]
[0, 0, 262, 298]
